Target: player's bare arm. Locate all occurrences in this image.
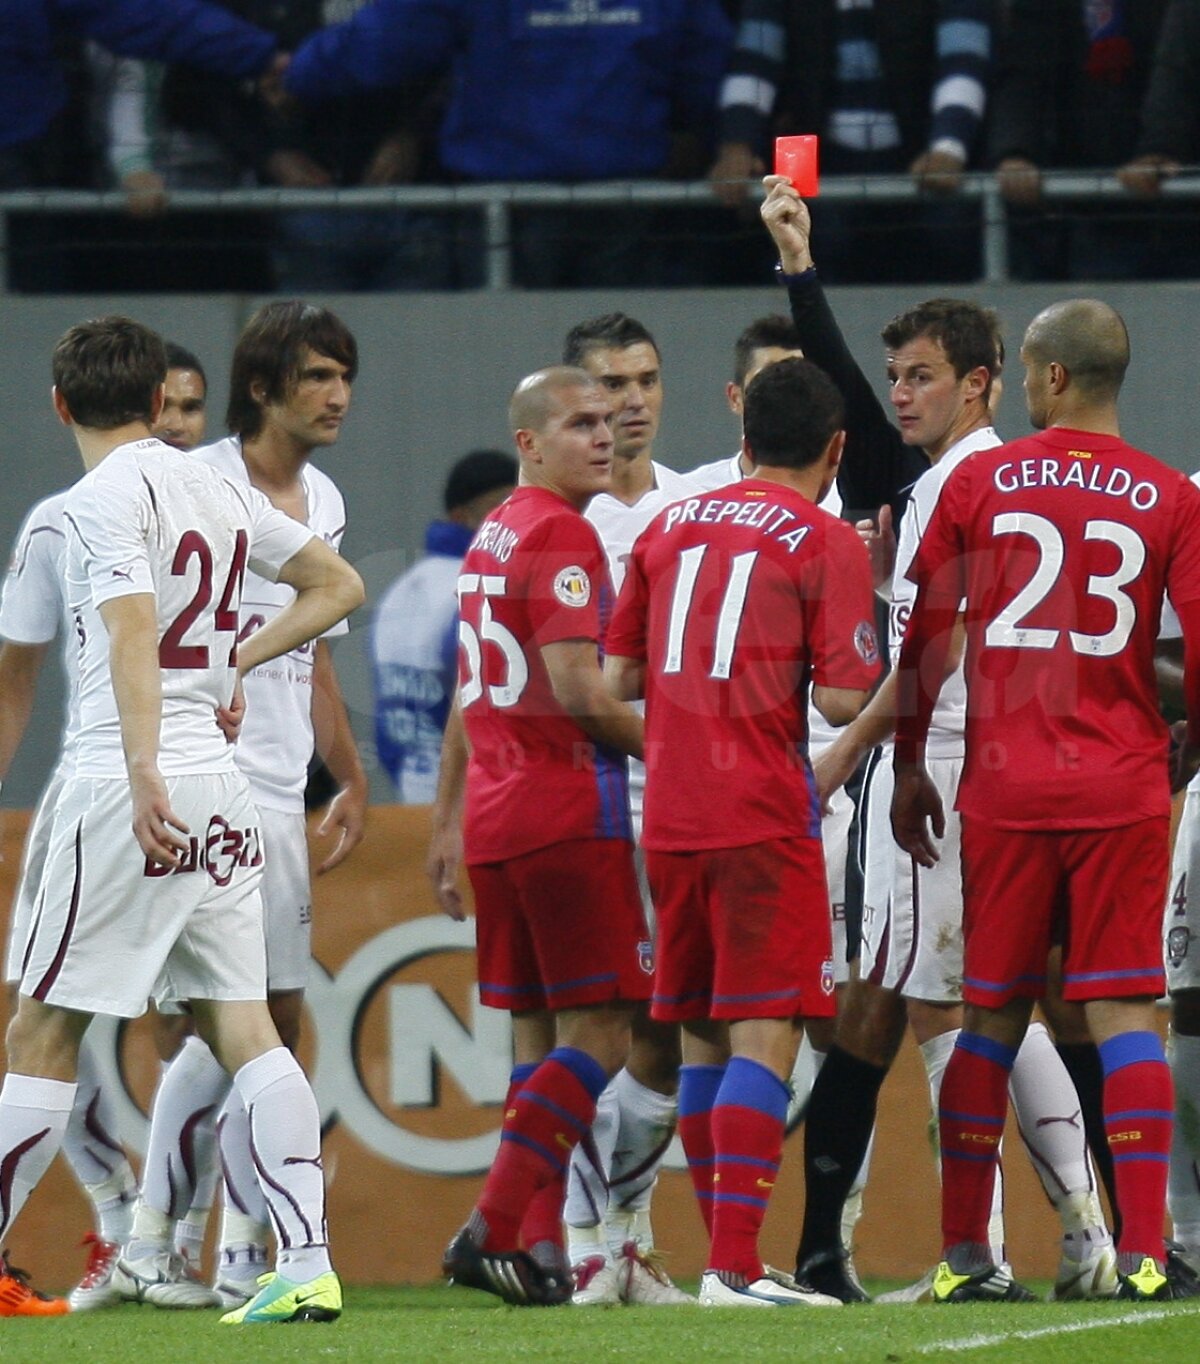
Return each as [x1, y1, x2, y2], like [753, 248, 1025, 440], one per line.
[98, 592, 190, 869]
[311, 639, 368, 874]
[602, 651, 644, 702]
[812, 684, 870, 729]
[0, 640, 50, 780]
[215, 678, 245, 744]
[541, 638, 644, 761]
[427, 694, 468, 922]
[235, 536, 363, 675]
[759, 175, 815, 275]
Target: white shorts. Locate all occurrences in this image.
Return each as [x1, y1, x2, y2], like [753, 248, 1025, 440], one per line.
[1166, 787, 1200, 993]
[859, 751, 965, 1003]
[259, 805, 312, 992]
[4, 768, 66, 984]
[20, 773, 267, 1017]
[823, 784, 855, 986]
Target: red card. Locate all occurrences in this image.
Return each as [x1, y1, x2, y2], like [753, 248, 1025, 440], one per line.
[775, 135, 820, 197]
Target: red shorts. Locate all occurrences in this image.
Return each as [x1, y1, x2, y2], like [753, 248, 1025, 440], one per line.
[645, 837, 835, 1023]
[469, 837, 653, 1012]
[960, 815, 1169, 1007]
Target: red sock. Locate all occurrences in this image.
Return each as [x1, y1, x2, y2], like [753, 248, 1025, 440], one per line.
[939, 1034, 1014, 1256]
[678, 1064, 723, 1237]
[1100, 1033, 1172, 1264]
[708, 1058, 788, 1280]
[476, 1048, 604, 1251]
[519, 1171, 565, 1254]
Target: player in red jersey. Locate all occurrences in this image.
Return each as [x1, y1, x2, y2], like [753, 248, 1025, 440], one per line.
[892, 299, 1200, 1302]
[607, 358, 880, 1307]
[430, 366, 650, 1306]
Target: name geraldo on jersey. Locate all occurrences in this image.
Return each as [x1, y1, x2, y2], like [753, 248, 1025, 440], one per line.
[661, 494, 815, 552]
[143, 814, 262, 885]
[993, 454, 1160, 510]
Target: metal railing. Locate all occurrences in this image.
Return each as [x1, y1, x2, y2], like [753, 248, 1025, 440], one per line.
[1, 169, 1197, 291]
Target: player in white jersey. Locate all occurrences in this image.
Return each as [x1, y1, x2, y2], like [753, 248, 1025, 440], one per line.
[124, 302, 369, 1310]
[0, 316, 362, 1323]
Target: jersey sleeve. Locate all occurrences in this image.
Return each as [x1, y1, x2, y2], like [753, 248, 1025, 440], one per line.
[242, 484, 318, 583]
[522, 512, 608, 648]
[63, 453, 156, 608]
[605, 528, 651, 661]
[808, 519, 882, 690]
[0, 499, 66, 644]
[1166, 476, 1200, 615]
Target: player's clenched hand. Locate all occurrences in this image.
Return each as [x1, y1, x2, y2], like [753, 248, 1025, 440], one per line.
[130, 767, 191, 869]
[890, 762, 945, 869]
[315, 779, 367, 874]
[215, 680, 246, 745]
[759, 175, 815, 275]
[427, 822, 465, 921]
[856, 504, 896, 591]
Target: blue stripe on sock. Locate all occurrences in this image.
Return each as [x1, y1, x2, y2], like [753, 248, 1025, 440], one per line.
[1098, 1031, 1165, 1076]
[1112, 1152, 1170, 1165]
[501, 1129, 565, 1172]
[509, 1062, 538, 1088]
[955, 1031, 1017, 1070]
[940, 1109, 1005, 1127]
[713, 1056, 789, 1123]
[1107, 1109, 1173, 1122]
[519, 1089, 590, 1136]
[944, 1150, 999, 1165]
[711, 1191, 770, 1210]
[714, 1154, 779, 1172]
[546, 1046, 608, 1101]
[679, 1064, 726, 1119]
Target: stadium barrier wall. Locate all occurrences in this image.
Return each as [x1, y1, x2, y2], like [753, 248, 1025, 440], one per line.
[1, 804, 1106, 1289]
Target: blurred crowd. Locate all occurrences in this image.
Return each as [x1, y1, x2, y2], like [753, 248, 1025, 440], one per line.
[3, 0, 1199, 292]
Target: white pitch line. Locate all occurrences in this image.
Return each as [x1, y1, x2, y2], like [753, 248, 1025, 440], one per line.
[915, 1305, 1200, 1354]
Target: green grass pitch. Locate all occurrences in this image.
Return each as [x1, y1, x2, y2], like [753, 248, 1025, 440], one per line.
[4, 1284, 1200, 1363]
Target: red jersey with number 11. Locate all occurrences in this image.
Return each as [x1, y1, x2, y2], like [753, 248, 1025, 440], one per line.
[458, 485, 632, 865]
[607, 479, 879, 851]
[907, 428, 1200, 829]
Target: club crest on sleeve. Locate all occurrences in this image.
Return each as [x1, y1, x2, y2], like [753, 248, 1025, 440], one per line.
[854, 620, 879, 665]
[553, 565, 592, 608]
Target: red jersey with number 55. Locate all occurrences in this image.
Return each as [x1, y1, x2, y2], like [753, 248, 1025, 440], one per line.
[606, 479, 880, 851]
[458, 485, 631, 864]
[908, 427, 1200, 829]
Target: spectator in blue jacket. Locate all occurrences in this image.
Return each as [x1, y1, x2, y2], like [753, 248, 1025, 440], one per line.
[282, 0, 734, 287]
[371, 449, 517, 803]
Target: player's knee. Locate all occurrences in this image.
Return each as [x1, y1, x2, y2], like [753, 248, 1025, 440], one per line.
[905, 997, 961, 1045]
[834, 979, 905, 1065]
[5, 999, 85, 1077]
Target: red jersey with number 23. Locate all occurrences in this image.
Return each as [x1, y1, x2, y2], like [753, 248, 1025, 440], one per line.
[907, 428, 1200, 829]
[458, 485, 631, 864]
[606, 479, 880, 851]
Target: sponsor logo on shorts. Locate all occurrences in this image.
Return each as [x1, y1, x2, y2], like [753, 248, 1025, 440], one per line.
[637, 939, 655, 975]
[1168, 926, 1191, 967]
[854, 620, 879, 666]
[820, 958, 835, 995]
[552, 565, 591, 608]
[143, 814, 263, 885]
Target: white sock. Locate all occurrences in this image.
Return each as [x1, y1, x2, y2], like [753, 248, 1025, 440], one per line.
[217, 1207, 272, 1283]
[174, 1207, 211, 1268]
[141, 1036, 230, 1222]
[60, 1036, 136, 1243]
[233, 1047, 331, 1281]
[564, 1081, 620, 1261]
[126, 1200, 173, 1260]
[218, 1089, 270, 1237]
[1170, 1032, 1200, 1251]
[1009, 1022, 1106, 1240]
[606, 1069, 677, 1236]
[0, 1073, 75, 1240]
[841, 1129, 874, 1255]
